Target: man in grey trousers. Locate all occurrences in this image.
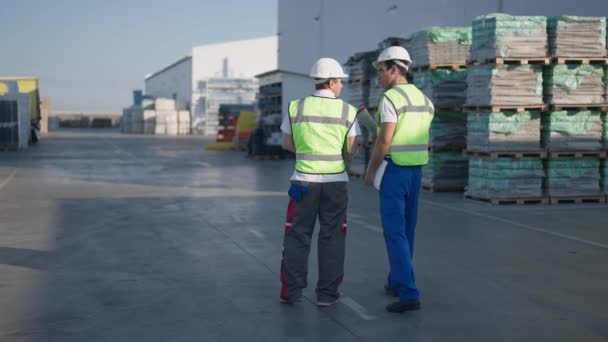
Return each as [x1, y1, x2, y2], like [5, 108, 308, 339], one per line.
[279, 58, 360, 306]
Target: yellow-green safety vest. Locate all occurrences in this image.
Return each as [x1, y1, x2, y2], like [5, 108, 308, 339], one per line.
[289, 96, 357, 174]
[375, 84, 434, 166]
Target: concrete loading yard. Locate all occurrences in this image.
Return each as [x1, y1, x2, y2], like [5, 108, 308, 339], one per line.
[0, 129, 607, 341]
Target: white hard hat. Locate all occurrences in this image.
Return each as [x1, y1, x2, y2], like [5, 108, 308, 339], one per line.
[372, 46, 412, 69]
[309, 58, 348, 82]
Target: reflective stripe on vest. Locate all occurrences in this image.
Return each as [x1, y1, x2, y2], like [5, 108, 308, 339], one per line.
[376, 84, 433, 166]
[289, 96, 357, 174]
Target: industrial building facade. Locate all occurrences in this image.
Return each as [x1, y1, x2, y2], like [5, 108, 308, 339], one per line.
[145, 36, 277, 135]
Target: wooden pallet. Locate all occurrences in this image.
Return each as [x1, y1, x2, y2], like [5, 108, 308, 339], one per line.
[548, 151, 607, 158]
[549, 196, 607, 204]
[347, 78, 371, 85]
[423, 185, 465, 193]
[464, 105, 546, 113]
[435, 106, 465, 112]
[546, 103, 608, 112]
[551, 57, 608, 65]
[464, 150, 547, 159]
[465, 194, 548, 205]
[468, 57, 550, 66]
[411, 64, 466, 72]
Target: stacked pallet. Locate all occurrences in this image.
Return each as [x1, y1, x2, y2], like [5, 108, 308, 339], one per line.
[548, 16, 606, 58]
[466, 64, 544, 106]
[546, 158, 603, 203]
[413, 69, 468, 107]
[466, 158, 545, 203]
[602, 159, 607, 195]
[465, 15, 548, 203]
[542, 16, 608, 204]
[410, 27, 471, 69]
[543, 65, 605, 105]
[467, 110, 542, 152]
[470, 14, 548, 62]
[344, 51, 378, 107]
[122, 98, 190, 136]
[542, 110, 603, 151]
[410, 29, 470, 192]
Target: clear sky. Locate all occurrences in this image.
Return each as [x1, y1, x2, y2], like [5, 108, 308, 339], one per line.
[0, 0, 277, 112]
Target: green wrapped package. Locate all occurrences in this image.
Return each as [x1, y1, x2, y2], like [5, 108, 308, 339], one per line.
[542, 111, 603, 151]
[466, 64, 543, 106]
[543, 65, 605, 104]
[546, 158, 601, 196]
[410, 27, 471, 68]
[602, 160, 607, 194]
[422, 152, 468, 191]
[413, 69, 468, 107]
[466, 157, 544, 198]
[430, 111, 467, 150]
[548, 16, 607, 57]
[467, 111, 541, 151]
[471, 14, 547, 60]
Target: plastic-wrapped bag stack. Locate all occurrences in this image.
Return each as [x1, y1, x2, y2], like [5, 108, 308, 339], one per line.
[466, 64, 543, 106]
[466, 158, 544, 198]
[429, 111, 467, 151]
[344, 51, 378, 107]
[423, 152, 468, 191]
[414, 69, 468, 107]
[546, 158, 602, 197]
[467, 110, 541, 152]
[542, 110, 603, 151]
[543, 65, 605, 105]
[409, 27, 471, 68]
[470, 14, 547, 62]
[548, 16, 607, 57]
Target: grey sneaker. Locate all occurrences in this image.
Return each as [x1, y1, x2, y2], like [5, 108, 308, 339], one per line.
[316, 292, 342, 307]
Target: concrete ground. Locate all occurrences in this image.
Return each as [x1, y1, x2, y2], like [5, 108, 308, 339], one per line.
[1, 129, 607, 342]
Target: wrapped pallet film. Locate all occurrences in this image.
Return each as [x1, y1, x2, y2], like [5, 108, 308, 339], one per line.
[548, 16, 607, 57]
[467, 110, 541, 151]
[413, 69, 468, 107]
[471, 14, 547, 61]
[430, 111, 466, 151]
[409, 27, 471, 68]
[466, 64, 543, 106]
[542, 110, 603, 151]
[546, 158, 601, 197]
[422, 152, 468, 191]
[543, 65, 605, 105]
[466, 157, 544, 198]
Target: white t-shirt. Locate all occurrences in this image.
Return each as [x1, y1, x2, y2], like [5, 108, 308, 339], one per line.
[378, 83, 435, 124]
[281, 89, 361, 183]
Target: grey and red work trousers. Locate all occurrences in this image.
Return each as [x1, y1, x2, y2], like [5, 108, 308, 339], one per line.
[280, 181, 348, 303]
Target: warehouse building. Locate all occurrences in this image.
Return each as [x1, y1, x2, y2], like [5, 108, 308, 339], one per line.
[145, 36, 278, 135]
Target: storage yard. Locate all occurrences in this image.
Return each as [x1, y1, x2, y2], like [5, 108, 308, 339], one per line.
[1, 1, 608, 341]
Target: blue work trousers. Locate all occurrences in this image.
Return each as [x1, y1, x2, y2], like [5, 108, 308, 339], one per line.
[379, 160, 422, 301]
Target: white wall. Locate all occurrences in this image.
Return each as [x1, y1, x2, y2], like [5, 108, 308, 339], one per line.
[278, 0, 608, 73]
[145, 57, 192, 110]
[191, 36, 278, 85]
[282, 73, 314, 116]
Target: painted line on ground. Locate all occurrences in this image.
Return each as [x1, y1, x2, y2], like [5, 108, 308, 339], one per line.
[341, 296, 377, 321]
[193, 161, 211, 167]
[249, 229, 265, 239]
[350, 218, 383, 234]
[0, 169, 17, 191]
[421, 199, 608, 250]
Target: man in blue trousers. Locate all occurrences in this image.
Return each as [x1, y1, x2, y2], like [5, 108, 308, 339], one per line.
[364, 46, 434, 313]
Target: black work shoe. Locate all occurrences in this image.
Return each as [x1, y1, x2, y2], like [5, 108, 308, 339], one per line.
[280, 296, 302, 304]
[384, 285, 399, 298]
[386, 299, 421, 313]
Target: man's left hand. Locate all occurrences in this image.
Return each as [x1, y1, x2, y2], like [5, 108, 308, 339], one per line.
[364, 171, 375, 187]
